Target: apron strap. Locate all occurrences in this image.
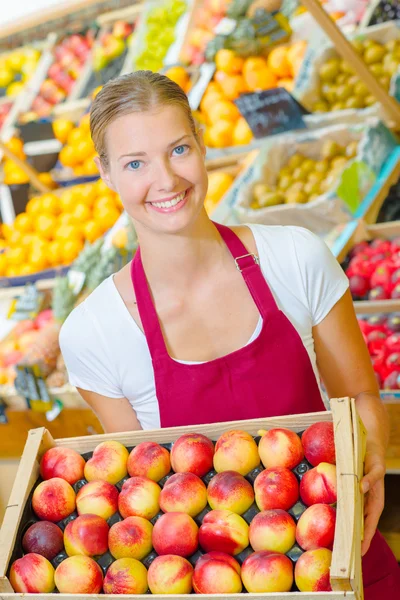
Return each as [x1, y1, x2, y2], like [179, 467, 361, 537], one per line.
[131, 223, 279, 362]
[131, 249, 169, 358]
[213, 222, 278, 318]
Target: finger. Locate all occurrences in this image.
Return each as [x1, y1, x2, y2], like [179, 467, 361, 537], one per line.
[361, 463, 385, 493]
[361, 510, 379, 556]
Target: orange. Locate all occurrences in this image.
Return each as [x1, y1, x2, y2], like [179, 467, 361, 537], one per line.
[218, 74, 248, 101]
[243, 56, 269, 77]
[76, 183, 97, 206]
[112, 228, 128, 249]
[95, 179, 112, 195]
[55, 223, 84, 242]
[206, 172, 234, 204]
[52, 119, 74, 144]
[14, 212, 33, 233]
[0, 239, 7, 251]
[207, 120, 233, 148]
[20, 233, 35, 248]
[244, 67, 277, 92]
[94, 194, 118, 212]
[267, 46, 291, 78]
[83, 220, 103, 243]
[58, 213, 78, 227]
[30, 235, 47, 253]
[60, 187, 81, 212]
[4, 137, 25, 160]
[232, 117, 253, 146]
[35, 214, 57, 240]
[41, 193, 60, 215]
[26, 197, 42, 216]
[75, 139, 95, 162]
[94, 206, 121, 232]
[200, 90, 225, 115]
[287, 41, 307, 76]
[81, 155, 99, 175]
[164, 66, 190, 91]
[19, 264, 36, 276]
[5, 266, 21, 278]
[1, 224, 13, 240]
[3, 164, 29, 185]
[59, 145, 80, 168]
[61, 239, 84, 264]
[0, 253, 7, 276]
[8, 230, 23, 247]
[278, 78, 294, 92]
[47, 240, 63, 266]
[208, 100, 240, 124]
[215, 49, 244, 75]
[67, 127, 86, 146]
[79, 113, 91, 132]
[6, 246, 26, 266]
[38, 172, 58, 189]
[73, 166, 86, 176]
[29, 248, 49, 272]
[72, 202, 92, 222]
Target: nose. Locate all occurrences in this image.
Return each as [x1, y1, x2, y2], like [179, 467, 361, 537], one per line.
[154, 158, 179, 192]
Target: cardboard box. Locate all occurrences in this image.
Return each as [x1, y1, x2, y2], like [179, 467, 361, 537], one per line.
[0, 398, 365, 599]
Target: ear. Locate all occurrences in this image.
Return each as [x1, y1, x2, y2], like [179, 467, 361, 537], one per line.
[94, 156, 116, 192]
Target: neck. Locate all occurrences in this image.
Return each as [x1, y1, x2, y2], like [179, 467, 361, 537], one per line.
[134, 210, 227, 292]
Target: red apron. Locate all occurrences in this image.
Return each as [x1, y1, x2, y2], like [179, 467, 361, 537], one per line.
[131, 221, 400, 597]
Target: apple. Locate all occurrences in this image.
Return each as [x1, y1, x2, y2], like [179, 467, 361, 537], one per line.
[258, 427, 304, 469]
[159, 472, 207, 516]
[103, 558, 148, 594]
[192, 552, 242, 594]
[301, 421, 335, 466]
[249, 509, 296, 554]
[383, 370, 400, 389]
[84, 440, 128, 484]
[295, 548, 332, 591]
[386, 352, 400, 374]
[387, 314, 400, 333]
[152, 512, 199, 557]
[127, 441, 170, 482]
[170, 432, 214, 477]
[64, 514, 109, 556]
[54, 555, 103, 593]
[300, 463, 337, 506]
[349, 275, 369, 298]
[199, 509, 249, 555]
[254, 467, 299, 511]
[10, 554, 55, 593]
[108, 516, 153, 560]
[391, 283, 400, 299]
[369, 286, 389, 301]
[40, 447, 85, 485]
[76, 480, 119, 520]
[118, 476, 161, 520]
[213, 430, 260, 475]
[241, 550, 293, 593]
[148, 555, 193, 594]
[391, 270, 400, 286]
[22, 521, 64, 560]
[207, 470, 254, 514]
[32, 477, 76, 522]
[296, 504, 336, 550]
[112, 20, 133, 39]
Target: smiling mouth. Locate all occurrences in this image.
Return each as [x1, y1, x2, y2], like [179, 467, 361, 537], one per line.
[149, 189, 188, 209]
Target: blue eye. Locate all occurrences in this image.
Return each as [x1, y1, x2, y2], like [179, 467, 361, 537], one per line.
[127, 160, 142, 170]
[172, 144, 188, 156]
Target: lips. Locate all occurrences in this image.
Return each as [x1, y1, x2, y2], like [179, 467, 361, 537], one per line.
[147, 188, 190, 214]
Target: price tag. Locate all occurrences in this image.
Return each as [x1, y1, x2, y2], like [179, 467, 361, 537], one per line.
[235, 88, 308, 139]
[358, 122, 398, 175]
[8, 283, 45, 321]
[14, 365, 53, 412]
[213, 17, 237, 35]
[67, 269, 86, 295]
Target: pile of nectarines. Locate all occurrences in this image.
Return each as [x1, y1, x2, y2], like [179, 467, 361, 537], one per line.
[11, 422, 338, 594]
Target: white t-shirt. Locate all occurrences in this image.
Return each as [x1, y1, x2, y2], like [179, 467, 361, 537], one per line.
[60, 225, 349, 429]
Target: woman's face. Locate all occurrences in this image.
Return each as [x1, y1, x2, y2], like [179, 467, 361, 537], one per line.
[97, 104, 209, 235]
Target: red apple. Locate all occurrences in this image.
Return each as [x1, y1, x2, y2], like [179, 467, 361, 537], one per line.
[383, 370, 400, 389]
[386, 333, 400, 353]
[369, 286, 389, 301]
[300, 463, 337, 506]
[296, 504, 336, 550]
[349, 275, 369, 298]
[254, 467, 299, 511]
[301, 421, 335, 466]
[391, 283, 400, 299]
[22, 522, 64, 560]
[386, 352, 400, 374]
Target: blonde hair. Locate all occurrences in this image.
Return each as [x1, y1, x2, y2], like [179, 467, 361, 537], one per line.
[90, 70, 197, 169]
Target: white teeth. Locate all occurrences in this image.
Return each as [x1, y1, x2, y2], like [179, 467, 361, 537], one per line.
[150, 191, 186, 208]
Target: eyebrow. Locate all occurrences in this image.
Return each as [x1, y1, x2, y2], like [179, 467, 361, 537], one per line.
[118, 135, 191, 161]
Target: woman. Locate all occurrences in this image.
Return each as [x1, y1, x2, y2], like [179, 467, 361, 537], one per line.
[60, 71, 399, 594]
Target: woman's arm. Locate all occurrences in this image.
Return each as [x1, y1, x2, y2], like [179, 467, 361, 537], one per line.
[313, 289, 389, 556]
[77, 388, 142, 433]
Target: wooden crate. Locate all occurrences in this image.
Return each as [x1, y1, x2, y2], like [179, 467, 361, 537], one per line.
[0, 398, 365, 599]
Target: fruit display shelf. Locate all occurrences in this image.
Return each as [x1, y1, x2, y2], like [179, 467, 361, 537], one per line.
[294, 20, 400, 121]
[213, 120, 398, 235]
[0, 398, 365, 598]
[335, 219, 400, 309]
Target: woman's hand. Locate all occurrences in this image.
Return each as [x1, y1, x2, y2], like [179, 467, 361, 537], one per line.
[361, 441, 386, 556]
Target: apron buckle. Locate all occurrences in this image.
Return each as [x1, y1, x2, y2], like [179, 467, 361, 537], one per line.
[234, 253, 260, 272]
